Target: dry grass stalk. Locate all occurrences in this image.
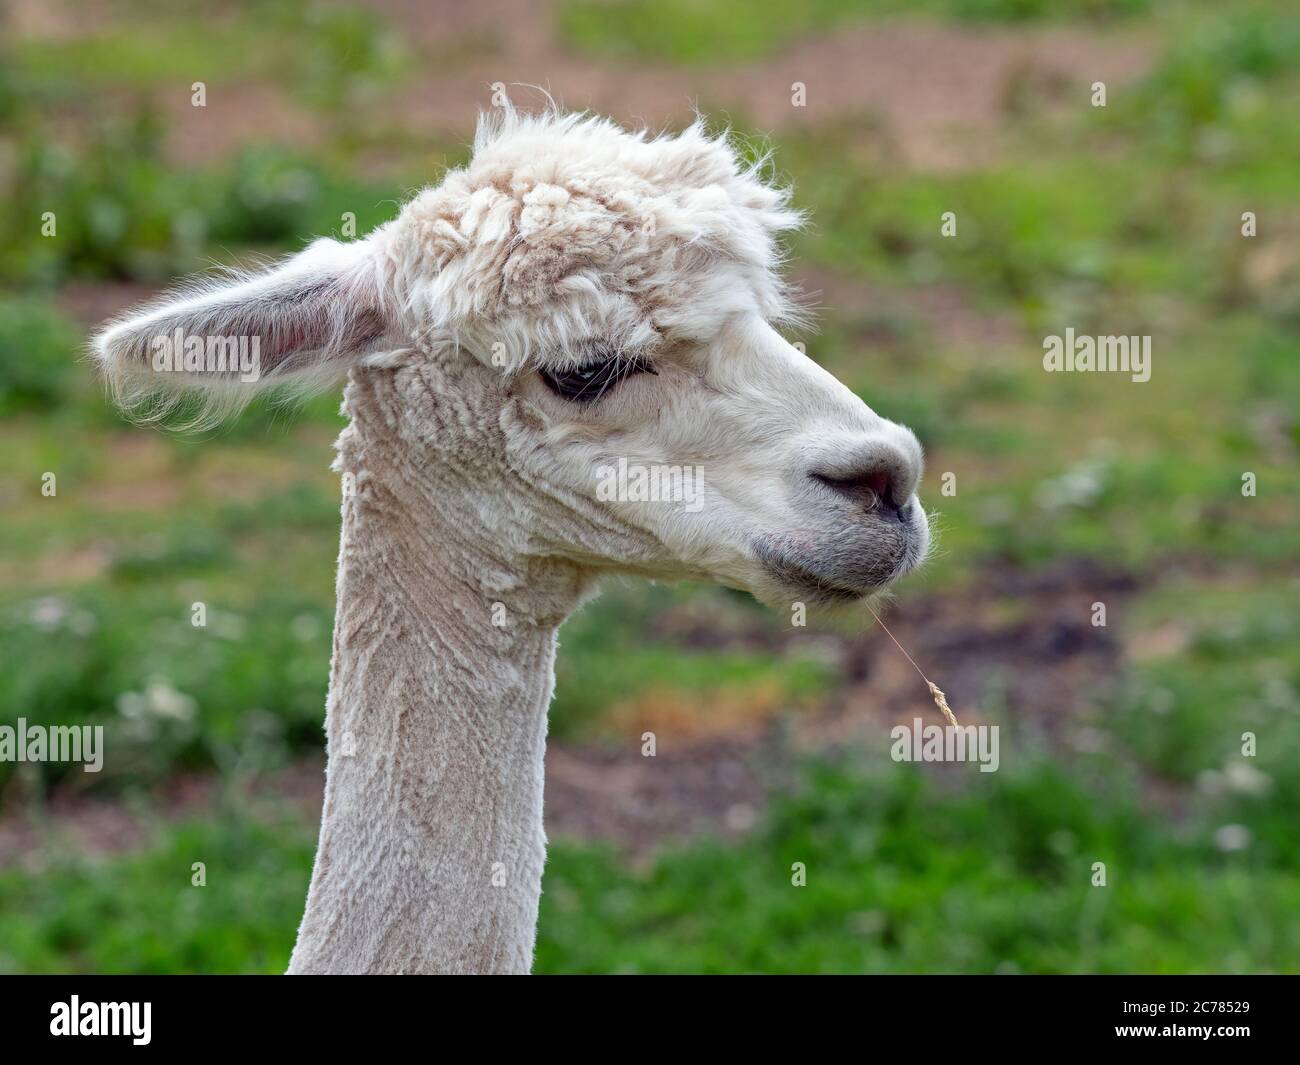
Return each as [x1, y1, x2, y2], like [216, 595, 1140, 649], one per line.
[865, 603, 960, 727]
[926, 681, 959, 729]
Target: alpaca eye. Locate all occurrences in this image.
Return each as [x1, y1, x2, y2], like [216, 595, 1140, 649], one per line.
[539, 353, 656, 403]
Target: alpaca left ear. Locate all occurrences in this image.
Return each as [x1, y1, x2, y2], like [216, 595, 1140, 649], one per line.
[94, 237, 390, 411]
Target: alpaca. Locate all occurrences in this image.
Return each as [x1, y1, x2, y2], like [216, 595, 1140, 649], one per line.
[93, 110, 929, 974]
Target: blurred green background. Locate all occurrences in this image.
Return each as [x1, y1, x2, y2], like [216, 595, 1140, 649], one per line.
[0, 0, 1297, 973]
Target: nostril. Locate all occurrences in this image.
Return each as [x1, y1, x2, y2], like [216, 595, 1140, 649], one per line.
[809, 437, 922, 522]
[864, 470, 890, 504]
[811, 468, 905, 518]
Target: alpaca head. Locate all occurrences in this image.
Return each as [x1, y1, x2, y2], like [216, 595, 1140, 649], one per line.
[95, 111, 929, 608]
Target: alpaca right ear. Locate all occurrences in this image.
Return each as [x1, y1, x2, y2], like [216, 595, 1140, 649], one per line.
[93, 237, 390, 420]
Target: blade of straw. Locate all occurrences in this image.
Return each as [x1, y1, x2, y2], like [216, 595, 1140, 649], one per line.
[865, 603, 959, 727]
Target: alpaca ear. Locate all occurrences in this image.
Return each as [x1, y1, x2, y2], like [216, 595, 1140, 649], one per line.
[94, 237, 389, 416]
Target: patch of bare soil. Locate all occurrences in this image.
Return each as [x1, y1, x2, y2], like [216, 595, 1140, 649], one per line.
[377, 10, 1155, 173]
[80, 433, 184, 510]
[0, 543, 114, 589]
[156, 84, 327, 167]
[0, 758, 326, 874]
[818, 557, 1138, 749]
[23, 1, 1154, 172]
[59, 282, 160, 329]
[5, 0, 118, 38]
[0, 742, 768, 868]
[546, 741, 773, 861]
[633, 556, 1137, 755]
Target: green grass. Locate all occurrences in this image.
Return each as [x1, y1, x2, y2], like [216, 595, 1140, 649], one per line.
[6, 0, 407, 103]
[0, 807, 317, 974]
[0, 585, 336, 793]
[0, 295, 82, 415]
[0, 120, 406, 286]
[4, 745, 1296, 973]
[540, 757, 1299, 973]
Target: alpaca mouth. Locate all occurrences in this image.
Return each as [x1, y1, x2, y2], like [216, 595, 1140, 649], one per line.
[751, 527, 925, 604]
[758, 554, 872, 603]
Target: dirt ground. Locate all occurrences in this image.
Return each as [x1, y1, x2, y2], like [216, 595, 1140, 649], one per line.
[14, 0, 1153, 171]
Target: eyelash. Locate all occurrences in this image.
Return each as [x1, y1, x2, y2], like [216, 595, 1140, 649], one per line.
[539, 351, 657, 403]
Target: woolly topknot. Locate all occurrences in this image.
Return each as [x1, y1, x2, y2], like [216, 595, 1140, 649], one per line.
[93, 108, 807, 424]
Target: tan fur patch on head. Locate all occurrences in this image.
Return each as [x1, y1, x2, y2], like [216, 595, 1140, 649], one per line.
[382, 110, 806, 371]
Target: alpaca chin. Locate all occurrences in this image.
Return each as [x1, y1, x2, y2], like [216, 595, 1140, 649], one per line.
[749, 508, 931, 607]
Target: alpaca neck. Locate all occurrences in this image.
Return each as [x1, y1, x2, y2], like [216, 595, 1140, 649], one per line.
[287, 366, 590, 974]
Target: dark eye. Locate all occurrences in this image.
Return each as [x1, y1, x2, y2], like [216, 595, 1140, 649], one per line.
[539, 352, 656, 404]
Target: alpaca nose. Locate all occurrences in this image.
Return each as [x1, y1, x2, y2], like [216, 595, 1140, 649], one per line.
[810, 441, 920, 523]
